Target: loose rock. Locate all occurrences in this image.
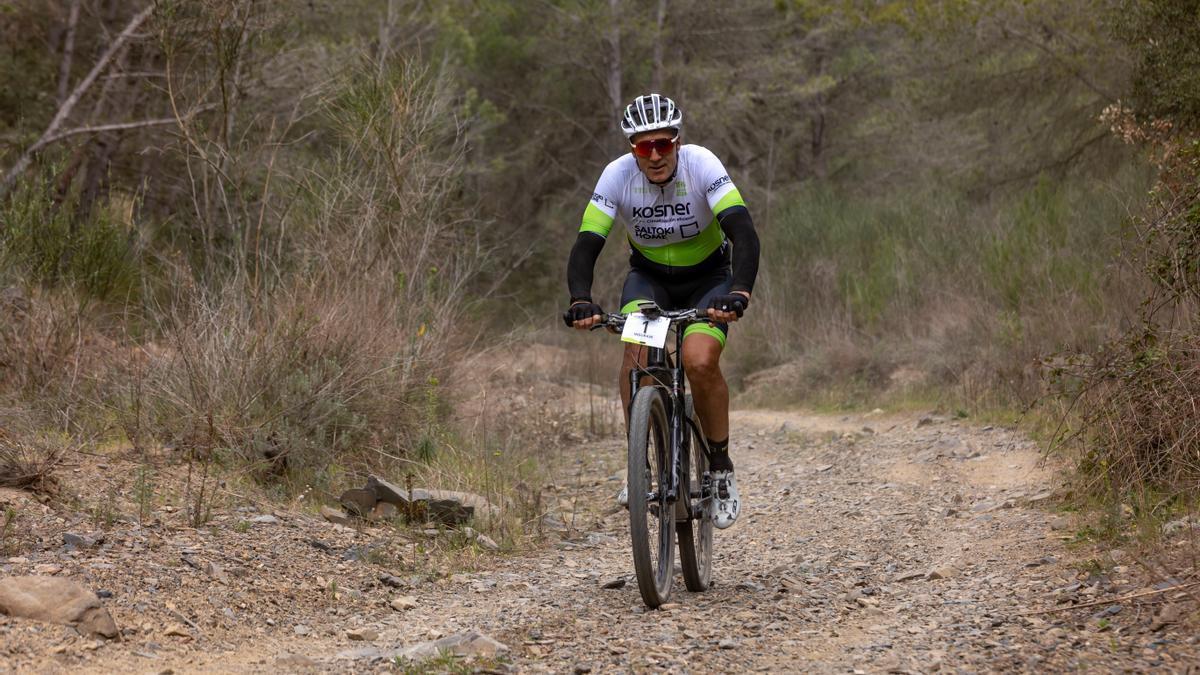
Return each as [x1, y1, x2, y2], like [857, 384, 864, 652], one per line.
[321, 505, 353, 526]
[390, 596, 418, 611]
[0, 576, 118, 638]
[347, 628, 379, 642]
[927, 566, 961, 581]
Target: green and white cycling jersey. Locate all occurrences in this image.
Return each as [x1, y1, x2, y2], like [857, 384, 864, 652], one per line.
[580, 144, 746, 270]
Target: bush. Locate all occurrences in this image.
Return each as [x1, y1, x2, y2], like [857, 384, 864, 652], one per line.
[0, 172, 141, 303]
[0, 412, 68, 493]
[133, 60, 484, 486]
[1049, 109, 1200, 520]
[1054, 328, 1200, 498]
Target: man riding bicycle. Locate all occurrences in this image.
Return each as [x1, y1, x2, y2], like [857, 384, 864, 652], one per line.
[564, 93, 761, 530]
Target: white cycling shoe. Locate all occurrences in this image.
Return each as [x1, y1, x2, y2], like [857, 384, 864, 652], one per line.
[617, 484, 628, 507]
[711, 470, 740, 529]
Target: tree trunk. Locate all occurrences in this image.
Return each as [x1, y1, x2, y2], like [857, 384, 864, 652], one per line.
[607, 0, 623, 131]
[651, 0, 668, 92]
[810, 53, 828, 179]
[57, 0, 82, 106]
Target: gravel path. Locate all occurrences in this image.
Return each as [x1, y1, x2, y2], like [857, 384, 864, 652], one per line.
[420, 409, 1200, 673]
[4, 408, 1198, 673]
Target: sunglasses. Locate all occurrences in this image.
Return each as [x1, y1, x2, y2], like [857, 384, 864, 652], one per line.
[631, 136, 679, 158]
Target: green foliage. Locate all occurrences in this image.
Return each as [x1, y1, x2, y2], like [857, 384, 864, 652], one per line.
[740, 167, 1144, 409]
[1046, 0, 1200, 536]
[1116, 0, 1200, 131]
[765, 176, 1123, 331]
[0, 173, 141, 302]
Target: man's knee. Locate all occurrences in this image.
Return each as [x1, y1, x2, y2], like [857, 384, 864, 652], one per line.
[684, 343, 722, 382]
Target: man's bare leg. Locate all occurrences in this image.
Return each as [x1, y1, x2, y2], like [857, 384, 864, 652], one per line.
[682, 331, 739, 528]
[681, 333, 727, 442]
[621, 336, 727, 437]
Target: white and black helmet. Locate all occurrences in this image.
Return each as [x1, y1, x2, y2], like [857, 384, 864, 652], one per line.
[620, 93, 682, 139]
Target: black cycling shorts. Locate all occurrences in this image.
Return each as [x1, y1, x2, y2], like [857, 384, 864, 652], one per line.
[619, 266, 732, 346]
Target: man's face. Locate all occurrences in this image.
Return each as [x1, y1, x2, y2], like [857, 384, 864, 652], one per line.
[631, 129, 679, 184]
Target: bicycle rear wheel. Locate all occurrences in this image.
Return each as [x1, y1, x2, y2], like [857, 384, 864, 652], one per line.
[627, 386, 674, 607]
[677, 394, 713, 591]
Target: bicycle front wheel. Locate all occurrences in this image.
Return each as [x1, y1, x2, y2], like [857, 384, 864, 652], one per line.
[627, 385, 674, 607]
[677, 394, 713, 591]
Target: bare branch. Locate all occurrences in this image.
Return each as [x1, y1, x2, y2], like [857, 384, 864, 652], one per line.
[57, 0, 82, 106]
[993, 18, 1116, 101]
[41, 107, 217, 146]
[1, 3, 155, 199]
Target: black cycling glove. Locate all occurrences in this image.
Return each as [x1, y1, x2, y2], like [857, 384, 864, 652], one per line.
[563, 301, 604, 327]
[707, 293, 748, 318]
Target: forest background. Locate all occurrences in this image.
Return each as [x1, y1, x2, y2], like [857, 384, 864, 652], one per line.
[1, 0, 1197, 539]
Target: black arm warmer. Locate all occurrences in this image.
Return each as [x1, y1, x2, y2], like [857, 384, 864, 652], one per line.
[566, 231, 607, 301]
[717, 205, 760, 293]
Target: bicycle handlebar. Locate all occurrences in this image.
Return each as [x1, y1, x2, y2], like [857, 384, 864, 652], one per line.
[561, 305, 711, 330]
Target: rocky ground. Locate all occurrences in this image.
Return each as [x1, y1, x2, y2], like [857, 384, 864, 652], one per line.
[3, 402, 1200, 673]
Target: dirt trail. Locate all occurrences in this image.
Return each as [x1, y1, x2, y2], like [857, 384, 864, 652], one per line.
[4, 407, 1199, 673]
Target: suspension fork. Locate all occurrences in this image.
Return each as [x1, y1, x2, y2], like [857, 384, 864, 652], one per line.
[666, 325, 688, 504]
[627, 341, 686, 505]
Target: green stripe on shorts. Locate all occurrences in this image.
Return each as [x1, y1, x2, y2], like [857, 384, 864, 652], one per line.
[684, 322, 726, 348]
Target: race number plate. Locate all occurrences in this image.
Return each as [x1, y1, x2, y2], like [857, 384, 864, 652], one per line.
[621, 312, 670, 349]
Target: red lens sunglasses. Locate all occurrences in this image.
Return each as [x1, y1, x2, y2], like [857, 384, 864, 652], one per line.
[631, 135, 678, 158]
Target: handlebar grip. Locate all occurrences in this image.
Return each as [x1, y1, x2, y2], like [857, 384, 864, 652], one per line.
[563, 308, 609, 328]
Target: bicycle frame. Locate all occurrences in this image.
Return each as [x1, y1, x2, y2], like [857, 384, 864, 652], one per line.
[572, 302, 717, 605]
[626, 315, 708, 520]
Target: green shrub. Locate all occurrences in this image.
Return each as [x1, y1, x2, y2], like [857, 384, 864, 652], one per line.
[0, 172, 141, 302]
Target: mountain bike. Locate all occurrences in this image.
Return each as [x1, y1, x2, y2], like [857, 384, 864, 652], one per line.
[567, 301, 715, 608]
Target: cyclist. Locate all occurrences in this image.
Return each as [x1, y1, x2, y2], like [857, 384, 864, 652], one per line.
[564, 93, 760, 529]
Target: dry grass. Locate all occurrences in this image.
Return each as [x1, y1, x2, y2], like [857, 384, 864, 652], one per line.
[0, 414, 69, 494]
[1067, 331, 1200, 477]
[0, 61, 536, 528]
[1045, 125, 1200, 539]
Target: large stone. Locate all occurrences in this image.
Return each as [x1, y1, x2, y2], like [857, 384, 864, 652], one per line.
[426, 498, 474, 526]
[367, 475, 423, 506]
[0, 576, 118, 638]
[366, 475, 500, 525]
[339, 488, 377, 517]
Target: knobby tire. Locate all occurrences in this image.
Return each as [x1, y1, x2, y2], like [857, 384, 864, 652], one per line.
[677, 393, 713, 591]
[627, 386, 674, 607]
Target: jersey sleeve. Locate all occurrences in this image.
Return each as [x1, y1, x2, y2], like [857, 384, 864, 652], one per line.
[691, 145, 746, 215]
[579, 161, 621, 238]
